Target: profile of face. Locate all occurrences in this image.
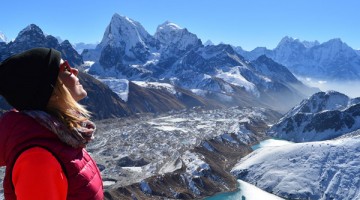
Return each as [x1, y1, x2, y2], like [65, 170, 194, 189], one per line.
[59, 59, 87, 101]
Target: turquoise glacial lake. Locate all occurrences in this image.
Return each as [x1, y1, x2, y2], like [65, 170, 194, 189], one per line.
[205, 139, 293, 200]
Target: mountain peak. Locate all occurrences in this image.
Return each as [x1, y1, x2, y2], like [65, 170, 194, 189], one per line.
[288, 90, 351, 116]
[157, 21, 182, 32]
[278, 36, 296, 45]
[204, 40, 214, 46]
[256, 54, 272, 62]
[0, 32, 8, 43]
[95, 13, 157, 70]
[100, 13, 153, 52]
[328, 38, 343, 43]
[302, 40, 320, 48]
[268, 90, 360, 142]
[110, 13, 139, 27]
[278, 37, 320, 49]
[17, 24, 44, 37]
[154, 21, 201, 53]
[322, 38, 349, 49]
[276, 36, 305, 49]
[12, 24, 47, 47]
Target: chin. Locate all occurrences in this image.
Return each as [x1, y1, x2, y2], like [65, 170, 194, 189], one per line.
[73, 92, 87, 102]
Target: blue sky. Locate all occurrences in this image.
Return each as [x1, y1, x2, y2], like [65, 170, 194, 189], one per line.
[0, 0, 359, 50]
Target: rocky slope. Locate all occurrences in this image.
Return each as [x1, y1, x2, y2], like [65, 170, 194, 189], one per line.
[78, 72, 132, 119]
[85, 106, 281, 199]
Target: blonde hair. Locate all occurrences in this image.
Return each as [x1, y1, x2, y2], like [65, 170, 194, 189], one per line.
[46, 78, 91, 129]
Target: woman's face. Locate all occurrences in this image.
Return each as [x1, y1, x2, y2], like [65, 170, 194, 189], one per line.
[59, 59, 87, 101]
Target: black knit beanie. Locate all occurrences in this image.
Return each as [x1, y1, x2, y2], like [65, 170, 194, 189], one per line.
[0, 47, 61, 111]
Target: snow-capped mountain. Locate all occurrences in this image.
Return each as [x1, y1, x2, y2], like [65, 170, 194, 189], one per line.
[86, 13, 159, 77]
[267, 91, 360, 142]
[154, 21, 202, 57]
[161, 44, 317, 112]
[231, 130, 360, 200]
[0, 24, 83, 67]
[0, 32, 7, 43]
[72, 42, 98, 54]
[236, 36, 360, 80]
[83, 14, 317, 113]
[0, 24, 226, 119]
[203, 40, 214, 46]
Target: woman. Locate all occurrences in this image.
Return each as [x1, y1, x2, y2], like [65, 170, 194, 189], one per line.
[0, 48, 104, 199]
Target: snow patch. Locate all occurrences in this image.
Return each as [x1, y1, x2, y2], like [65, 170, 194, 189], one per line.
[133, 81, 177, 94]
[154, 125, 188, 132]
[94, 77, 129, 101]
[215, 67, 259, 96]
[122, 167, 143, 172]
[182, 151, 210, 177]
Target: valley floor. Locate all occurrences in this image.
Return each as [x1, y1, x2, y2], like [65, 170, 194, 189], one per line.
[88, 106, 280, 199]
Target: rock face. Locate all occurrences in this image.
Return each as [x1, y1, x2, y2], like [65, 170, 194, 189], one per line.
[127, 81, 220, 113]
[237, 36, 360, 80]
[267, 91, 360, 142]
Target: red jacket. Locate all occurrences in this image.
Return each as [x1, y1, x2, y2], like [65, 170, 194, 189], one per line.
[0, 111, 104, 200]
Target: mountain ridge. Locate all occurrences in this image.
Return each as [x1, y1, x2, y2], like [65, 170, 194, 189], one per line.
[267, 91, 360, 142]
[82, 14, 318, 113]
[236, 36, 360, 80]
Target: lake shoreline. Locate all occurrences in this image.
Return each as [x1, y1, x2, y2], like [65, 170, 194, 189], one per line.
[206, 138, 293, 200]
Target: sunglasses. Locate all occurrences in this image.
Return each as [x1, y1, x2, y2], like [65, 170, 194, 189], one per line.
[59, 60, 73, 75]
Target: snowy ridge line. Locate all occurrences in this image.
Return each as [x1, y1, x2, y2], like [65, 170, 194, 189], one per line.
[268, 91, 360, 142]
[81, 13, 317, 114]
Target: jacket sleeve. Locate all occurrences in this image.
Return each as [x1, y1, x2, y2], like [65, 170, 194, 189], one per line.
[12, 147, 68, 200]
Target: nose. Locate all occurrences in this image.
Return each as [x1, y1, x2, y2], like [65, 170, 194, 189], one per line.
[70, 68, 79, 76]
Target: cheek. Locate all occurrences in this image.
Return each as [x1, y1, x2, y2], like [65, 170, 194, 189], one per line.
[59, 74, 77, 88]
